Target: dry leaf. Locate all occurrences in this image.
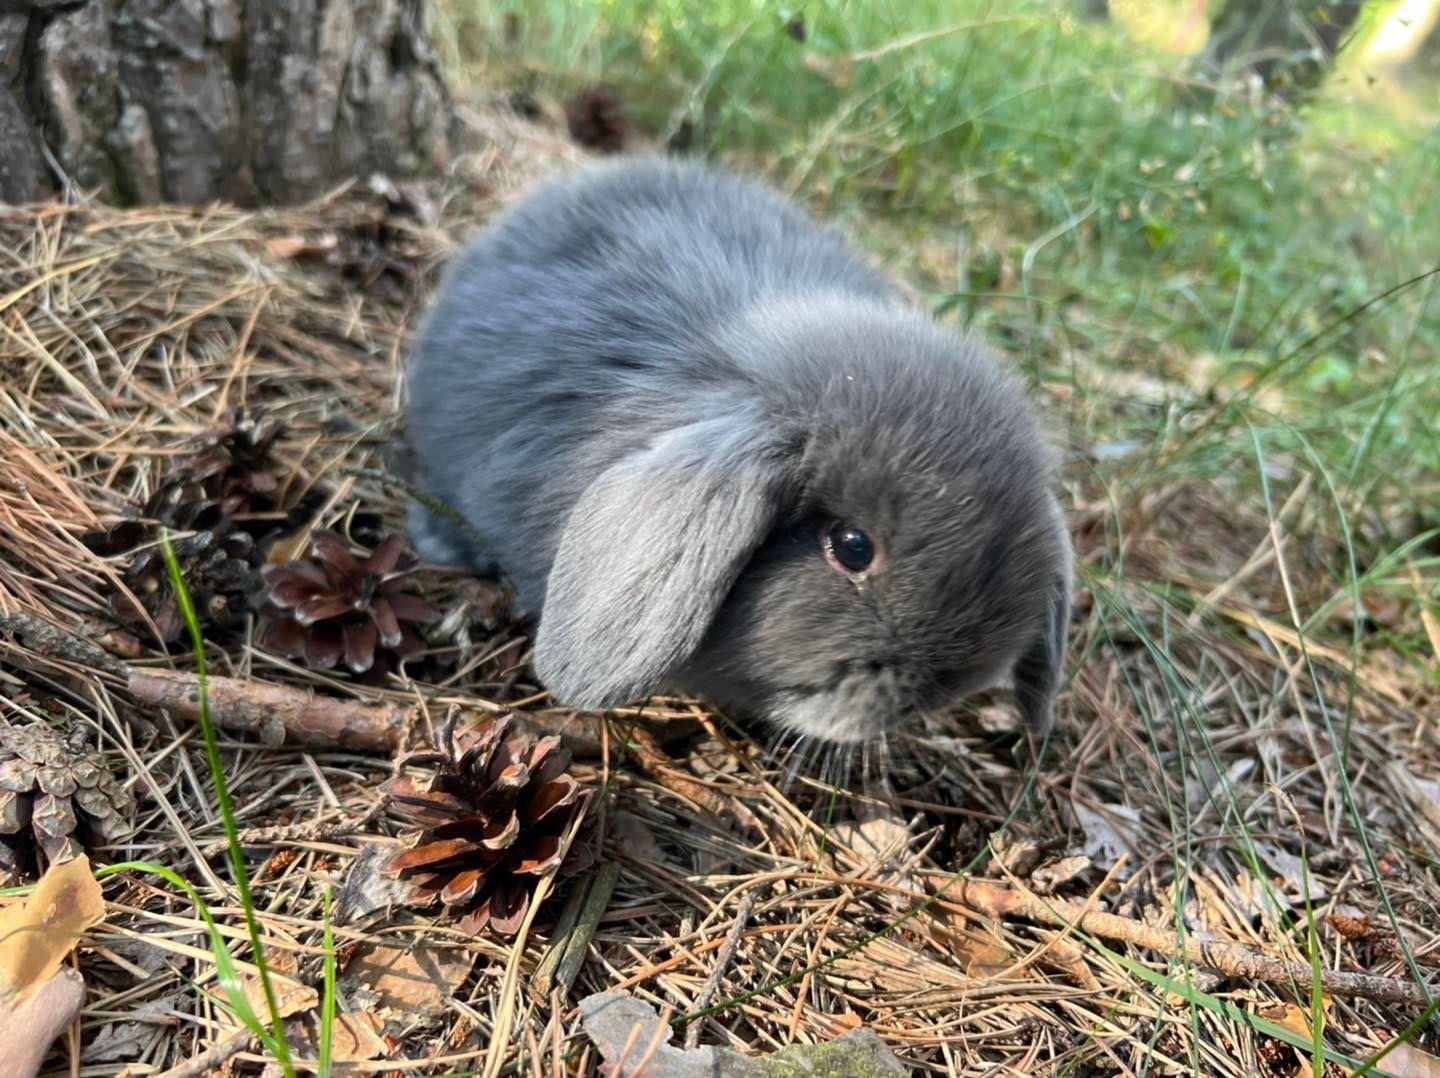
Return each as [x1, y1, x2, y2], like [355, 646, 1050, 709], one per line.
[1031, 855, 1091, 893]
[1073, 801, 1142, 876]
[607, 810, 668, 867]
[831, 810, 911, 868]
[0, 856, 102, 1078]
[293, 1010, 390, 1064]
[989, 833, 1045, 878]
[335, 843, 415, 925]
[1387, 1042, 1440, 1078]
[81, 1021, 157, 1064]
[831, 807, 918, 906]
[952, 930, 1014, 979]
[330, 1012, 389, 1062]
[579, 991, 907, 1077]
[345, 942, 474, 1016]
[234, 948, 314, 1023]
[0, 853, 105, 1002]
[1267, 1003, 1320, 1078]
[823, 1011, 863, 1036]
[1256, 842, 1328, 903]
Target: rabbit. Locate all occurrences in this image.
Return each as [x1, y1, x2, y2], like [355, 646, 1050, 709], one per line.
[405, 156, 1072, 744]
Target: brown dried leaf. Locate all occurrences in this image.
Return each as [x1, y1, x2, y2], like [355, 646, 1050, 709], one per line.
[1387, 1043, 1440, 1078]
[988, 833, 1045, 878]
[1030, 855, 1091, 894]
[0, 854, 105, 1002]
[294, 1009, 390, 1064]
[266, 233, 337, 259]
[238, 948, 316, 1020]
[951, 928, 1015, 979]
[345, 943, 475, 1016]
[1257, 997, 1336, 1078]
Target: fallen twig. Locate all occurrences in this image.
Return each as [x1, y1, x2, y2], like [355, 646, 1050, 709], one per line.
[529, 873, 590, 1001]
[554, 860, 622, 1000]
[128, 667, 414, 750]
[684, 888, 758, 1050]
[127, 668, 617, 756]
[153, 1028, 256, 1078]
[930, 873, 1432, 1007]
[0, 610, 128, 678]
[622, 722, 746, 824]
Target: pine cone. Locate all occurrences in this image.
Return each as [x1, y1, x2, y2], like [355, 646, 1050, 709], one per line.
[85, 483, 260, 643]
[260, 530, 440, 674]
[381, 714, 595, 935]
[181, 408, 286, 518]
[0, 718, 134, 877]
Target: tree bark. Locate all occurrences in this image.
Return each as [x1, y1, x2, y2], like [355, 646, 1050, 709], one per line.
[1205, 0, 1365, 93]
[0, 0, 450, 207]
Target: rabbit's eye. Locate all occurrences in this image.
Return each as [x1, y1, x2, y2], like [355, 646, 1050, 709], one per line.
[823, 520, 875, 575]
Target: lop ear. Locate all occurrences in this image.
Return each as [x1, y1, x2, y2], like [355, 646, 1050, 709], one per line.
[1011, 510, 1073, 737]
[536, 411, 792, 709]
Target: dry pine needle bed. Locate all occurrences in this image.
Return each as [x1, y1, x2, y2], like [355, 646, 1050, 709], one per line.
[1, 121, 1438, 1076]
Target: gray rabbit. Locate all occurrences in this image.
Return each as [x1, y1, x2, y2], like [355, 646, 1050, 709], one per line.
[405, 156, 1071, 744]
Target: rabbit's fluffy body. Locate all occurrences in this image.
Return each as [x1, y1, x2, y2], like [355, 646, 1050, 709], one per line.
[407, 158, 1071, 743]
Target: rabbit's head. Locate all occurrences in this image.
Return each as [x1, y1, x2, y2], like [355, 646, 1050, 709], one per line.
[536, 295, 1072, 743]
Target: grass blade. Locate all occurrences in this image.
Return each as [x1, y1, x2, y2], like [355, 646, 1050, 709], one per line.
[159, 530, 296, 1076]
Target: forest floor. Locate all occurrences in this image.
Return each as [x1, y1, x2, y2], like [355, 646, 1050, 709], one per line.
[2, 65, 1439, 1078]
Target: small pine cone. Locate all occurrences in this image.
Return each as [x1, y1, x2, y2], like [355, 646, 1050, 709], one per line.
[87, 493, 262, 644]
[0, 719, 134, 876]
[123, 529, 261, 641]
[260, 530, 440, 674]
[83, 479, 231, 559]
[381, 714, 596, 935]
[565, 84, 630, 154]
[182, 408, 287, 517]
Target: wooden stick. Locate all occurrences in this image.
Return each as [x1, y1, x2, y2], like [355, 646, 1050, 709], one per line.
[530, 874, 591, 1002]
[623, 723, 740, 822]
[554, 860, 622, 998]
[0, 611, 128, 678]
[684, 889, 757, 1050]
[128, 667, 414, 750]
[127, 668, 615, 756]
[929, 873, 1432, 1007]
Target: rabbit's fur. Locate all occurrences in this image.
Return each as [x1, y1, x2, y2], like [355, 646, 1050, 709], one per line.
[406, 157, 1071, 743]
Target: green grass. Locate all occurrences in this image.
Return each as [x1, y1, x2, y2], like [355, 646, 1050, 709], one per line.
[438, 0, 1440, 503]
[161, 530, 299, 1075]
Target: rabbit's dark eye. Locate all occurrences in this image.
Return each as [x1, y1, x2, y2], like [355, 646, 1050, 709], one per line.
[823, 520, 875, 574]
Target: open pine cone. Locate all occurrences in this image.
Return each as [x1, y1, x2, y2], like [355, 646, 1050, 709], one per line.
[0, 718, 134, 878]
[381, 714, 595, 934]
[260, 530, 440, 673]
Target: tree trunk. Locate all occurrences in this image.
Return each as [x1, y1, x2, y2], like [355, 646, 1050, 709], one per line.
[1205, 0, 1365, 93]
[1408, 9, 1440, 78]
[0, 0, 451, 207]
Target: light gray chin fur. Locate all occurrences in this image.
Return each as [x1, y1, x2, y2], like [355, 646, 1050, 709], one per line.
[772, 693, 880, 744]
